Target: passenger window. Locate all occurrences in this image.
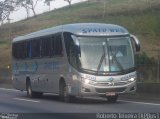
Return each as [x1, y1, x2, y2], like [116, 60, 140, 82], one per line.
[54, 34, 63, 56]
[12, 33, 63, 59]
[41, 36, 52, 57]
[26, 41, 32, 59]
[12, 41, 27, 59]
[31, 39, 41, 58]
[40, 34, 63, 57]
[50, 34, 63, 57]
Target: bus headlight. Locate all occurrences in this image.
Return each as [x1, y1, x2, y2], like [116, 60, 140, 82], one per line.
[129, 78, 136, 82]
[72, 75, 78, 81]
[84, 79, 90, 84]
[81, 78, 95, 85]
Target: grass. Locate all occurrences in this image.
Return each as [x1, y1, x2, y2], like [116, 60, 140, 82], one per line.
[0, 41, 7, 45]
[0, 0, 160, 69]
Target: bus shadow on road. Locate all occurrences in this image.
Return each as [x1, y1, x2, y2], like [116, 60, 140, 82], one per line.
[37, 94, 121, 105]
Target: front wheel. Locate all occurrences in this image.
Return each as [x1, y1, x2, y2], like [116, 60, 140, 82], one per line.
[59, 81, 74, 103]
[107, 95, 118, 103]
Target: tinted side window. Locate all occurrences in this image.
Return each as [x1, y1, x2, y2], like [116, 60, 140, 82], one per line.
[12, 43, 17, 59]
[41, 36, 52, 57]
[20, 41, 26, 59]
[31, 39, 41, 58]
[40, 34, 63, 57]
[63, 32, 79, 68]
[12, 41, 27, 59]
[54, 34, 63, 56]
[26, 41, 31, 59]
[12, 33, 63, 59]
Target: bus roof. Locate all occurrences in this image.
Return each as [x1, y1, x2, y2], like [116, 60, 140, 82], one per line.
[13, 23, 129, 42]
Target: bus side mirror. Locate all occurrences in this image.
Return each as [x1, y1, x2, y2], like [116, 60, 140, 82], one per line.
[72, 35, 81, 57]
[130, 34, 140, 52]
[75, 45, 81, 57]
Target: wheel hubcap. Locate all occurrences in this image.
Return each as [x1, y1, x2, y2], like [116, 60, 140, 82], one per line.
[28, 85, 31, 96]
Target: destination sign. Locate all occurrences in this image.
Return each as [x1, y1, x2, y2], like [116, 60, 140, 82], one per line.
[81, 28, 126, 34]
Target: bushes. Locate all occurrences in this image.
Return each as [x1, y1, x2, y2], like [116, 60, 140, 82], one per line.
[0, 23, 28, 39]
[137, 82, 160, 95]
[136, 52, 159, 82]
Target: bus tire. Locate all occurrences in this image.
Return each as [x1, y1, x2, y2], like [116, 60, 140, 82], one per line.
[59, 81, 72, 103]
[107, 95, 118, 103]
[26, 80, 43, 98]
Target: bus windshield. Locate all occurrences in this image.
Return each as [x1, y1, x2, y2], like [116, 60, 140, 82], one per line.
[77, 36, 134, 73]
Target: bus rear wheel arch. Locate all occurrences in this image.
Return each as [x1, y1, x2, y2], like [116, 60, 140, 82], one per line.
[26, 78, 43, 98]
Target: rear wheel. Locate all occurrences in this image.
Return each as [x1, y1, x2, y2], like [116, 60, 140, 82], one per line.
[107, 95, 118, 103]
[26, 80, 43, 98]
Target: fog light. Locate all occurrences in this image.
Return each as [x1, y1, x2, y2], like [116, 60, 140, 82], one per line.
[81, 87, 90, 92]
[130, 86, 136, 91]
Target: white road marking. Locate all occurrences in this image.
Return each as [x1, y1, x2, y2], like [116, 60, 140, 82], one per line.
[13, 98, 40, 103]
[0, 88, 27, 92]
[0, 88, 19, 92]
[119, 100, 160, 106]
[1, 88, 160, 106]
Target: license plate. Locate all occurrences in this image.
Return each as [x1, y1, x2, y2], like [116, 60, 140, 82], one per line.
[106, 92, 116, 96]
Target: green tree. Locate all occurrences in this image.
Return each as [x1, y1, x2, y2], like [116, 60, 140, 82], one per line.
[44, 0, 55, 11]
[16, 0, 41, 18]
[0, 0, 16, 25]
[64, 0, 73, 7]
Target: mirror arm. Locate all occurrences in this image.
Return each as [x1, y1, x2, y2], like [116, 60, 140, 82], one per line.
[130, 34, 140, 52]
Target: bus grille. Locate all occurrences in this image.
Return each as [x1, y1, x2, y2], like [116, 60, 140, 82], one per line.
[96, 81, 128, 86]
[96, 87, 126, 93]
[114, 82, 128, 86]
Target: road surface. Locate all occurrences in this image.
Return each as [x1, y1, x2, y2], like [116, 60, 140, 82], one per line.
[0, 88, 160, 119]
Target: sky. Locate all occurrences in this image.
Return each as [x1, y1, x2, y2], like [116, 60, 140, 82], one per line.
[9, 0, 87, 22]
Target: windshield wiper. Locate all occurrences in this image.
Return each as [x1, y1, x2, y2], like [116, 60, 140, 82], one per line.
[97, 43, 107, 72]
[79, 68, 97, 74]
[97, 52, 105, 71]
[110, 49, 124, 72]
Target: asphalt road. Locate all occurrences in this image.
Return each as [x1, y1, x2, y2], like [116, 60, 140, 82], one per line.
[0, 88, 160, 119]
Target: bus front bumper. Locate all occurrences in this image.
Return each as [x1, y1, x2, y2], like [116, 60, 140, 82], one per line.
[78, 81, 136, 97]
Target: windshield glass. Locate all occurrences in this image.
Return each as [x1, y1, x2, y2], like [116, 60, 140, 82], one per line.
[63, 32, 134, 74]
[79, 37, 108, 71]
[107, 37, 134, 71]
[78, 36, 134, 73]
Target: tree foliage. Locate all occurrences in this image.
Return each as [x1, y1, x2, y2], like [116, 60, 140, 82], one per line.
[0, 0, 16, 25]
[16, 0, 41, 18]
[44, 0, 55, 11]
[64, 0, 73, 7]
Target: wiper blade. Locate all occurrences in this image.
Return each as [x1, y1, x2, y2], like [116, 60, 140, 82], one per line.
[79, 68, 97, 74]
[111, 52, 124, 72]
[97, 43, 107, 72]
[97, 52, 105, 71]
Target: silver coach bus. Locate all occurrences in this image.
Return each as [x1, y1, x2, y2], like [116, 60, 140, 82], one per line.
[12, 23, 140, 102]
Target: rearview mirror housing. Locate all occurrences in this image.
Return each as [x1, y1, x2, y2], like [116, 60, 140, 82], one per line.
[130, 34, 140, 52]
